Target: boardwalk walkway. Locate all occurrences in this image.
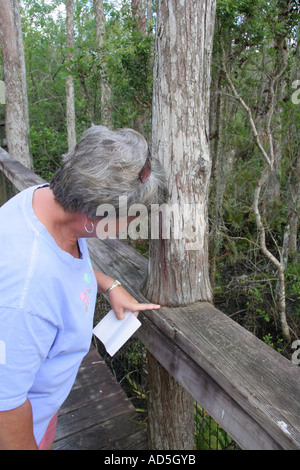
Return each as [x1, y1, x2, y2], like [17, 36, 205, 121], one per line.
[52, 347, 148, 450]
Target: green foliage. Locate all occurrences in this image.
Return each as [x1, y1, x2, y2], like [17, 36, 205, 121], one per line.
[210, 0, 300, 348]
[29, 125, 65, 180]
[21, 0, 69, 178]
[216, 0, 299, 46]
[262, 333, 284, 353]
[286, 263, 300, 318]
[19, 0, 155, 179]
[194, 403, 237, 450]
[102, 4, 154, 134]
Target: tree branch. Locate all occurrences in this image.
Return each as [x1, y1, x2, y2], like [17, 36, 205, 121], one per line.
[221, 47, 291, 341]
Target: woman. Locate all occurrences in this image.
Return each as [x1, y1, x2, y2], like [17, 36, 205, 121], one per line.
[0, 126, 166, 450]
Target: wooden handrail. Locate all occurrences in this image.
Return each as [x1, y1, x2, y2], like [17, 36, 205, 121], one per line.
[1, 147, 300, 450]
[88, 238, 300, 450]
[0, 147, 44, 191]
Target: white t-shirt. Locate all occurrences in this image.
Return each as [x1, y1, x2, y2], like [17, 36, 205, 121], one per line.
[0, 184, 97, 445]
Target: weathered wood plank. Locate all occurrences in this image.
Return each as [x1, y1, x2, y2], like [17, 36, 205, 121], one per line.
[58, 377, 126, 416]
[88, 237, 300, 450]
[158, 303, 300, 450]
[100, 427, 148, 451]
[87, 238, 147, 298]
[55, 391, 129, 440]
[138, 313, 282, 450]
[53, 348, 148, 450]
[0, 147, 45, 191]
[53, 413, 147, 450]
[87, 237, 147, 289]
[70, 360, 115, 391]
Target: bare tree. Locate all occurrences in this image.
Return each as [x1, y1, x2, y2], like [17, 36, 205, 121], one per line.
[0, 0, 32, 168]
[66, 0, 76, 151]
[222, 52, 291, 342]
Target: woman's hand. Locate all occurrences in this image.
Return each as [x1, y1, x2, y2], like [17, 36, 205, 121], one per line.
[108, 285, 160, 320]
[93, 269, 160, 320]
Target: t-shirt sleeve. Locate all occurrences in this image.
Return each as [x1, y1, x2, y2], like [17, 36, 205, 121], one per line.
[0, 306, 57, 411]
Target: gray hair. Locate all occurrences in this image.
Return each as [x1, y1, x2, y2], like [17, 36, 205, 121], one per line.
[50, 126, 167, 218]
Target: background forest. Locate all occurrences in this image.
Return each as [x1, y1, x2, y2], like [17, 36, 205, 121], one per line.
[0, 0, 299, 358]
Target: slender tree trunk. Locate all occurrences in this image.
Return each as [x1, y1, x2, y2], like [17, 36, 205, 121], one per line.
[147, 0, 153, 30]
[209, 67, 235, 288]
[142, 0, 216, 450]
[93, 0, 112, 128]
[0, 0, 32, 168]
[66, 0, 76, 151]
[79, 75, 95, 125]
[132, 0, 146, 34]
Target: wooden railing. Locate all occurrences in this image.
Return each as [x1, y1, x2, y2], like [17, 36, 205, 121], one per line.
[1, 146, 299, 450]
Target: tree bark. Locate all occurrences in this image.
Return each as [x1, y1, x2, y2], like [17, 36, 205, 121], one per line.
[132, 0, 146, 34]
[142, 0, 216, 451]
[147, 352, 194, 450]
[146, 0, 153, 30]
[66, 0, 76, 151]
[93, 0, 112, 128]
[142, 0, 216, 306]
[0, 0, 32, 168]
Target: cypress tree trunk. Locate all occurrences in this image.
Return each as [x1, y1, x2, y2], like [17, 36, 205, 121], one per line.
[143, 0, 216, 306]
[142, 0, 217, 450]
[0, 0, 32, 168]
[147, 352, 194, 450]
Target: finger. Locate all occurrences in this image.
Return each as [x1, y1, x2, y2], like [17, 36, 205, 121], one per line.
[131, 303, 160, 312]
[114, 308, 125, 320]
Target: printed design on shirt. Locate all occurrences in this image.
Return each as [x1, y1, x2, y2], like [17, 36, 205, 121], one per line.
[80, 272, 92, 316]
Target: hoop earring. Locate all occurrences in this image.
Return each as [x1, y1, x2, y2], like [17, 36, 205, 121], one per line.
[84, 219, 95, 234]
